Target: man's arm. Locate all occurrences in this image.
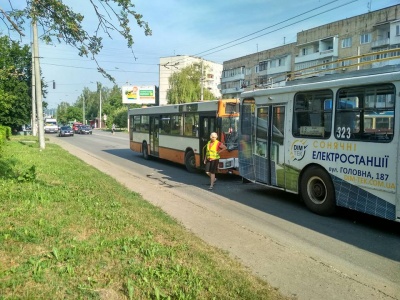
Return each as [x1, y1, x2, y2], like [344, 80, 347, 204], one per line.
[218, 142, 227, 153]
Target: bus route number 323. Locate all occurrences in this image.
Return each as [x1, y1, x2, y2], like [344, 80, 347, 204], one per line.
[336, 126, 351, 139]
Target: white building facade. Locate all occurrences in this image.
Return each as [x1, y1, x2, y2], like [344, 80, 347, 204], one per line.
[221, 4, 400, 98]
[159, 55, 222, 106]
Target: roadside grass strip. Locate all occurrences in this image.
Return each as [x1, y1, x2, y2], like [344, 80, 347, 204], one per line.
[0, 136, 288, 300]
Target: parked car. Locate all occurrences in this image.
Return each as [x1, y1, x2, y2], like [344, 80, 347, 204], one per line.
[58, 126, 74, 137]
[79, 125, 93, 135]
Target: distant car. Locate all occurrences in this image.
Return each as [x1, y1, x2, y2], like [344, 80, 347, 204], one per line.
[74, 125, 83, 133]
[58, 126, 74, 137]
[73, 122, 83, 133]
[79, 125, 93, 135]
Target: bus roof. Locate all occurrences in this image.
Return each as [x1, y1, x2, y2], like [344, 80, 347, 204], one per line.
[241, 65, 400, 99]
[128, 99, 239, 116]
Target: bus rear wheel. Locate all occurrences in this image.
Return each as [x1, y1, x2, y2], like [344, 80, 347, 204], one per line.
[300, 166, 336, 216]
[185, 151, 197, 173]
[142, 142, 149, 160]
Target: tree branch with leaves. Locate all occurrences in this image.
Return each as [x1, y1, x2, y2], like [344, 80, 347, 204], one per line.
[0, 0, 152, 82]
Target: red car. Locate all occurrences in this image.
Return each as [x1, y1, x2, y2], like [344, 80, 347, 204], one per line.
[72, 122, 83, 133]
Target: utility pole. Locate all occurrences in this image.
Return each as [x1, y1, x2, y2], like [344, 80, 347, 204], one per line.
[33, 18, 45, 149]
[82, 94, 85, 124]
[99, 84, 102, 129]
[31, 38, 37, 136]
[200, 59, 204, 101]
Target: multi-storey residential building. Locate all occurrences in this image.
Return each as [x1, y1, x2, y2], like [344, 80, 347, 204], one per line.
[221, 43, 295, 98]
[159, 55, 222, 106]
[221, 4, 400, 98]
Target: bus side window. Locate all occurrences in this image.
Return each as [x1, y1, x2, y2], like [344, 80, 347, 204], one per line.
[160, 116, 171, 134]
[297, 112, 310, 127]
[335, 111, 359, 138]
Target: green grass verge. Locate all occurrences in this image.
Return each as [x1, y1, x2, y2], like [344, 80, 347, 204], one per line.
[0, 136, 289, 300]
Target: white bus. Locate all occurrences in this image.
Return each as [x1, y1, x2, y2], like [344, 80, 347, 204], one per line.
[128, 99, 240, 174]
[239, 66, 400, 221]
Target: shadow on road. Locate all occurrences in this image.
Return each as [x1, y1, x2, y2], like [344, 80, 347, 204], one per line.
[103, 148, 400, 263]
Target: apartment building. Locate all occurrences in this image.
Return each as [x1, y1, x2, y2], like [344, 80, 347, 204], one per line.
[159, 55, 222, 106]
[221, 43, 295, 98]
[221, 4, 400, 98]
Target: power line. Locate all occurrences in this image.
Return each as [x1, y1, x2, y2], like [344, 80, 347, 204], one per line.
[42, 56, 157, 65]
[159, 0, 357, 67]
[41, 62, 158, 73]
[194, 0, 342, 57]
[198, 0, 358, 58]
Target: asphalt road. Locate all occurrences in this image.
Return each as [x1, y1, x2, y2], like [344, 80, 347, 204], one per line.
[47, 130, 400, 300]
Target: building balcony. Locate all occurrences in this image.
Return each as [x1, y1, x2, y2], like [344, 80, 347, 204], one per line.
[221, 87, 244, 94]
[221, 73, 245, 83]
[295, 48, 338, 64]
[371, 38, 390, 48]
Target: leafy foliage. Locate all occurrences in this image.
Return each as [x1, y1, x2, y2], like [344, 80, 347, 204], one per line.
[1, 0, 152, 82]
[64, 84, 124, 126]
[0, 36, 31, 131]
[113, 106, 128, 128]
[56, 102, 81, 124]
[167, 63, 216, 104]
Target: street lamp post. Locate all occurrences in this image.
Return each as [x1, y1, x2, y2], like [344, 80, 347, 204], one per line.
[99, 88, 102, 129]
[82, 94, 85, 124]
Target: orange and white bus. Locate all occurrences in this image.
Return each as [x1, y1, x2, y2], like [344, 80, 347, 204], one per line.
[128, 99, 240, 174]
[239, 66, 400, 221]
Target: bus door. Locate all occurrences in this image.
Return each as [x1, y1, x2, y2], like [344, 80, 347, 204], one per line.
[199, 115, 216, 165]
[149, 116, 160, 157]
[254, 105, 285, 188]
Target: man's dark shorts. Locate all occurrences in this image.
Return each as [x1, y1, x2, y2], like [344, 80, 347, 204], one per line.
[205, 159, 219, 174]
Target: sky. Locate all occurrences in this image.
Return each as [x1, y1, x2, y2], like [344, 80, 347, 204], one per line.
[0, 0, 398, 108]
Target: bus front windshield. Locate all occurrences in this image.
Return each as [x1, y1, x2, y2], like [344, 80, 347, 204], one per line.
[221, 116, 239, 151]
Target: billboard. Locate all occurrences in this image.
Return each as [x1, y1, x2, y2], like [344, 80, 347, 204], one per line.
[122, 85, 156, 105]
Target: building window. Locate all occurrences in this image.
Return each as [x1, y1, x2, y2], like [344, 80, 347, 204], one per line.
[341, 37, 352, 48]
[360, 33, 371, 44]
[222, 67, 244, 78]
[258, 75, 268, 85]
[396, 25, 400, 36]
[259, 61, 268, 71]
[321, 59, 330, 69]
[341, 59, 350, 67]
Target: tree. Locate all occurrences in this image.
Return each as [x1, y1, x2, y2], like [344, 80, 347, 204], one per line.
[71, 84, 122, 126]
[1, 1, 150, 148]
[0, 36, 31, 131]
[56, 101, 69, 124]
[101, 85, 123, 122]
[0, 1, 152, 82]
[109, 106, 128, 129]
[167, 64, 216, 104]
[56, 101, 81, 125]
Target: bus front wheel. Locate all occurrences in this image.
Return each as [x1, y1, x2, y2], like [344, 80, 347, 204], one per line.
[184, 151, 197, 173]
[300, 166, 336, 216]
[142, 142, 149, 160]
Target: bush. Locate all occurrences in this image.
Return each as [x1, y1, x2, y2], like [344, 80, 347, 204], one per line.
[0, 125, 12, 152]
